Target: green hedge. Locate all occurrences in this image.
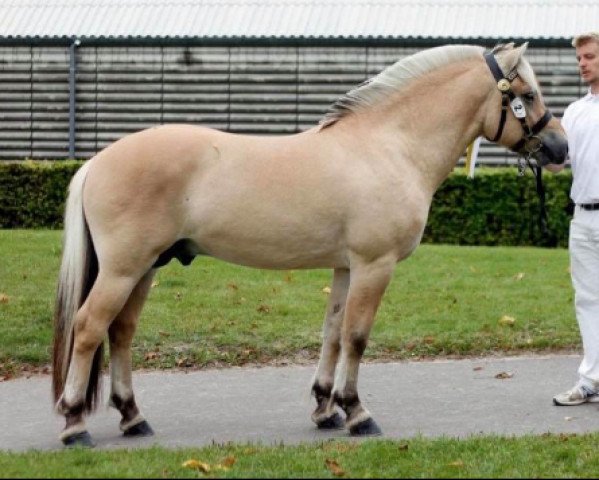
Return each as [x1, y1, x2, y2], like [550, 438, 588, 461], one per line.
[0, 161, 573, 247]
[423, 167, 573, 248]
[0, 160, 83, 229]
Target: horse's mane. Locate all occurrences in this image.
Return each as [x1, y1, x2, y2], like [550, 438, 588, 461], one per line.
[320, 44, 486, 128]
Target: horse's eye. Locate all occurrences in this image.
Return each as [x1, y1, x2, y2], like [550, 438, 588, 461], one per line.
[522, 92, 535, 103]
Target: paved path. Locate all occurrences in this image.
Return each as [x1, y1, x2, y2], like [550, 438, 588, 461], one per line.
[1, 354, 598, 452]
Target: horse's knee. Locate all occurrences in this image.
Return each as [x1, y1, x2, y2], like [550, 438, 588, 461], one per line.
[349, 332, 368, 356]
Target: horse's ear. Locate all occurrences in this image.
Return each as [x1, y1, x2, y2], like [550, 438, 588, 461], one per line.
[498, 42, 528, 72]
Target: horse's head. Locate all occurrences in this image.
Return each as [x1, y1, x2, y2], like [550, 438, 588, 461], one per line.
[482, 43, 568, 166]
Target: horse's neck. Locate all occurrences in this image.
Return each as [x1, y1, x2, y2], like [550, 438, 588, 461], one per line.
[335, 60, 492, 195]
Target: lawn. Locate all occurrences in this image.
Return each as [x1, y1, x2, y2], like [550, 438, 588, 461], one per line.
[0, 434, 596, 478]
[0, 229, 579, 378]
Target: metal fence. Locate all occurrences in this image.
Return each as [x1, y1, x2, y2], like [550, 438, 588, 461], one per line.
[0, 42, 584, 163]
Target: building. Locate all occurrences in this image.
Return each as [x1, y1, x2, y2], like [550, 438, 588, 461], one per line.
[0, 0, 596, 161]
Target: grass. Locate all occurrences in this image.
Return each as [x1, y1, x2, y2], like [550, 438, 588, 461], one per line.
[0, 229, 579, 378]
[0, 434, 597, 478]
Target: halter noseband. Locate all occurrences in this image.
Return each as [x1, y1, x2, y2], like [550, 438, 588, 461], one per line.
[484, 52, 553, 155]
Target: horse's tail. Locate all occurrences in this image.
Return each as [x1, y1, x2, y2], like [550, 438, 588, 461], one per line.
[52, 160, 102, 412]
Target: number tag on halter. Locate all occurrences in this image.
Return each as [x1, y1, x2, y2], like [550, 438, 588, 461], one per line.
[510, 98, 526, 119]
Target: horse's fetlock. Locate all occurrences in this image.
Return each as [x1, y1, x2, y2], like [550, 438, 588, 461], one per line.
[56, 395, 85, 417]
[333, 390, 360, 416]
[110, 393, 139, 422]
[312, 382, 333, 403]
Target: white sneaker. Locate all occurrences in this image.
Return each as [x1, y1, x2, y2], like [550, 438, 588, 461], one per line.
[553, 385, 599, 406]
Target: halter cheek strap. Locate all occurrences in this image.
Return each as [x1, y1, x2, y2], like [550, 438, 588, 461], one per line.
[485, 53, 520, 141]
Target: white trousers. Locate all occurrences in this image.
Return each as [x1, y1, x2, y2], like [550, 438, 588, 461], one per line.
[570, 205, 599, 390]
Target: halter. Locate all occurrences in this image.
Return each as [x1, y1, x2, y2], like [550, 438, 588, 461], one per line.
[484, 51, 557, 247]
[484, 52, 553, 157]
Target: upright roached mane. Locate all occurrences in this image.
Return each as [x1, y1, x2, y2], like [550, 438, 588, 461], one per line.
[321, 45, 485, 127]
[50, 43, 567, 448]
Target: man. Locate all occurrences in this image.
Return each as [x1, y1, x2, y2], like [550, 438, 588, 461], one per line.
[549, 32, 599, 405]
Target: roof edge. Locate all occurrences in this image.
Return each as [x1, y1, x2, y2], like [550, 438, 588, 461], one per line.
[0, 35, 573, 48]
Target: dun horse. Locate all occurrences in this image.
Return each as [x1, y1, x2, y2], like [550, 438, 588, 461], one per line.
[52, 43, 567, 447]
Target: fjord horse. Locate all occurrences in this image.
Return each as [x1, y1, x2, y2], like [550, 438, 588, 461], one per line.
[52, 43, 567, 446]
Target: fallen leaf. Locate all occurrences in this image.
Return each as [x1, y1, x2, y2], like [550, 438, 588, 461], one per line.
[227, 283, 238, 290]
[398, 443, 409, 451]
[473, 366, 484, 371]
[213, 465, 230, 471]
[325, 458, 346, 477]
[513, 272, 525, 281]
[176, 357, 190, 367]
[499, 315, 515, 326]
[564, 416, 575, 422]
[322, 286, 332, 294]
[158, 330, 170, 337]
[144, 352, 159, 361]
[151, 281, 160, 288]
[220, 456, 236, 468]
[257, 304, 270, 313]
[175, 292, 182, 300]
[0, 293, 9, 304]
[182, 459, 211, 473]
[495, 371, 514, 379]
[448, 460, 465, 467]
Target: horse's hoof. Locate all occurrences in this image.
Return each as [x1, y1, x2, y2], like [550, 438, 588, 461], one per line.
[349, 418, 382, 437]
[62, 431, 95, 448]
[123, 420, 155, 437]
[317, 412, 345, 430]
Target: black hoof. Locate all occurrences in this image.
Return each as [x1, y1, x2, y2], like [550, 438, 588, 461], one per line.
[349, 417, 382, 437]
[123, 420, 155, 437]
[62, 431, 95, 448]
[317, 412, 345, 430]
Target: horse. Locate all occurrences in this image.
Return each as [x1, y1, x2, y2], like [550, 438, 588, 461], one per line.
[52, 42, 567, 447]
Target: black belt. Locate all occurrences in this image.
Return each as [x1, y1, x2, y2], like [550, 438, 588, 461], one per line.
[578, 203, 599, 211]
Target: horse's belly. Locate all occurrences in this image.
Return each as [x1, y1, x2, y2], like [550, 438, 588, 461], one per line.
[190, 225, 349, 270]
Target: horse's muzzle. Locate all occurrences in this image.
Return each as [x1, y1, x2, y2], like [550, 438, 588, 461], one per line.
[532, 130, 568, 166]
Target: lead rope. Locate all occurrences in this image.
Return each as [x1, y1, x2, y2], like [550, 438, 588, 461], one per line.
[518, 156, 556, 247]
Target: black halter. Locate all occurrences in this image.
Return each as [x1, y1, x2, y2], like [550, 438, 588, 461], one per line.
[484, 51, 557, 247]
[484, 52, 553, 155]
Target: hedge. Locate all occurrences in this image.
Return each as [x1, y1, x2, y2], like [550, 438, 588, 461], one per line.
[0, 161, 573, 247]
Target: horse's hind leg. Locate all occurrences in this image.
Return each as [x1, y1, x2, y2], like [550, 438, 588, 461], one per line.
[108, 270, 155, 437]
[311, 268, 349, 429]
[56, 272, 139, 447]
[332, 255, 394, 436]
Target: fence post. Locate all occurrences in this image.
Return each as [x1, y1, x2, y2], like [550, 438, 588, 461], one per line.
[68, 38, 81, 159]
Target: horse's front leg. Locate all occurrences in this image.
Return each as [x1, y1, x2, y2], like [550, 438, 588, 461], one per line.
[311, 268, 350, 429]
[108, 270, 155, 437]
[332, 255, 395, 436]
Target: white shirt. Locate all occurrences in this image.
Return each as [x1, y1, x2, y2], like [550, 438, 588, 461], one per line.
[562, 90, 599, 204]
